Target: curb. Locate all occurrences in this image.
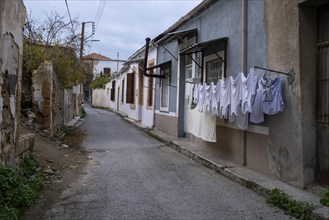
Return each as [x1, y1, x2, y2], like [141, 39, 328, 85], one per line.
[146, 130, 328, 220]
[148, 130, 270, 196]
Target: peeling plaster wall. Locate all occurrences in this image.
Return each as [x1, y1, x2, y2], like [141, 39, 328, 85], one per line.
[0, 0, 25, 165]
[264, 0, 319, 187]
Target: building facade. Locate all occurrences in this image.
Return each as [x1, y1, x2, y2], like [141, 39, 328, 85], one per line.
[151, 0, 329, 187]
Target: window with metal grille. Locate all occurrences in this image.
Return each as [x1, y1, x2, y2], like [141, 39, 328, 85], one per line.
[160, 64, 171, 111]
[317, 3, 329, 124]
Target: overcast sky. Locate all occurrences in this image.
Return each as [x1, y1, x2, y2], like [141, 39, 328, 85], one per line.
[23, 0, 202, 60]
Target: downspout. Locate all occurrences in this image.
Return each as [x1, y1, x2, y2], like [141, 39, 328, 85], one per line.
[242, 0, 247, 166]
[143, 38, 165, 78]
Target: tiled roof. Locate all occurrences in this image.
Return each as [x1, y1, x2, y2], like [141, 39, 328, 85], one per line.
[83, 53, 112, 61]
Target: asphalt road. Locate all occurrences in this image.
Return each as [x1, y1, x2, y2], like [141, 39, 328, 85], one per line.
[45, 105, 293, 220]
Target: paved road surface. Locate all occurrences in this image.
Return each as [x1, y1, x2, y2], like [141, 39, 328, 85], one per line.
[45, 105, 292, 219]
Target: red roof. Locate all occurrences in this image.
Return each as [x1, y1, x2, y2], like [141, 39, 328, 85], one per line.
[83, 53, 112, 61]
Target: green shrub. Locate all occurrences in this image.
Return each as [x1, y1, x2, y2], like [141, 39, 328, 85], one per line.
[266, 188, 314, 220]
[80, 107, 86, 118]
[320, 187, 329, 207]
[90, 75, 110, 89]
[0, 155, 44, 220]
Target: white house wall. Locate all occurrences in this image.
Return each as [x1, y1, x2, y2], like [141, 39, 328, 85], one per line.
[94, 60, 125, 75]
[92, 85, 110, 108]
[141, 47, 157, 128]
[118, 65, 139, 121]
[108, 79, 119, 110]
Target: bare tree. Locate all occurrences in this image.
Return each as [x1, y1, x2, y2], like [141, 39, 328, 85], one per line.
[23, 11, 92, 88]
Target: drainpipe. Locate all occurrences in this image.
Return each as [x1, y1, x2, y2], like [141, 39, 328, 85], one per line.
[143, 38, 165, 78]
[242, 0, 247, 166]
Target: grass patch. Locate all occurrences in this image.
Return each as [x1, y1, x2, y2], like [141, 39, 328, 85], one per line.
[80, 107, 86, 118]
[145, 131, 164, 143]
[320, 187, 329, 207]
[0, 155, 44, 220]
[266, 188, 314, 220]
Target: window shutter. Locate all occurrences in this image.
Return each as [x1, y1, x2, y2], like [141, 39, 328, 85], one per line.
[148, 77, 153, 106]
[121, 79, 125, 102]
[126, 73, 133, 103]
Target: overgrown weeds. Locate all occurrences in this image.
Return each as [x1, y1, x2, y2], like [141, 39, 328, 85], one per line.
[266, 188, 315, 220]
[0, 155, 44, 220]
[60, 126, 86, 148]
[80, 107, 86, 118]
[320, 187, 329, 207]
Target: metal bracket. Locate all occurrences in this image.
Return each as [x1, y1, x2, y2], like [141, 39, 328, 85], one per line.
[254, 66, 295, 84]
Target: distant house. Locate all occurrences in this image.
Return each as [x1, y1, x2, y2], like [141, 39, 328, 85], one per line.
[115, 44, 157, 127]
[83, 53, 125, 102]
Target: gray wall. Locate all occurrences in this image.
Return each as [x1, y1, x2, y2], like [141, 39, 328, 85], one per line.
[155, 41, 178, 113]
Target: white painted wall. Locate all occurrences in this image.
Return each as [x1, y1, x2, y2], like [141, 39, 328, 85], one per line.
[92, 86, 110, 108]
[118, 64, 139, 121]
[94, 60, 125, 76]
[140, 47, 157, 127]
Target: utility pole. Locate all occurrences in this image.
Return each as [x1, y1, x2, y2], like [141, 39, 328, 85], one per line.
[80, 22, 85, 60]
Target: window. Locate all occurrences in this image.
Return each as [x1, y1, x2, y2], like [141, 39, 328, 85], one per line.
[204, 53, 224, 84]
[317, 3, 329, 124]
[126, 72, 135, 104]
[104, 68, 111, 77]
[185, 54, 193, 79]
[147, 61, 155, 107]
[160, 64, 171, 111]
[110, 80, 115, 101]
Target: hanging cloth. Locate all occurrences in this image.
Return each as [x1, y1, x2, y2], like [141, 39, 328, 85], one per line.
[262, 76, 284, 115]
[211, 81, 220, 116]
[250, 81, 265, 124]
[197, 83, 205, 112]
[219, 77, 232, 119]
[193, 83, 199, 104]
[242, 68, 257, 114]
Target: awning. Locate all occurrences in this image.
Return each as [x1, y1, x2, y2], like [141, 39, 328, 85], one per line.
[156, 28, 198, 45]
[151, 60, 172, 69]
[180, 37, 228, 55]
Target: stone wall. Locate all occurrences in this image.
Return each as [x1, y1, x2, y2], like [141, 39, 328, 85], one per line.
[0, 0, 26, 165]
[32, 61, 74, 136]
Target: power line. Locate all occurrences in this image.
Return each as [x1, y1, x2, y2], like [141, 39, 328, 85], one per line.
[64, 0, 75, 35]
[88, 0, 107, 54]
[94, 0, 107, 31]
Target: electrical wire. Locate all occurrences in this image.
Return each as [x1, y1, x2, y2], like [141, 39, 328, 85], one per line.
[94, 0, 106, 31]
[88, 0, 107, 54]
[64, 0, 75, 35]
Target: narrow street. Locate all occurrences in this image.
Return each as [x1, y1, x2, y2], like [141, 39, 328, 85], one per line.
[43, 104, 292, 220]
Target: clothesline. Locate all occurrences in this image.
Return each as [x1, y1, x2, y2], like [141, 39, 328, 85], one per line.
[192, 68, 284, 130]
[253, 66, 295, 84]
